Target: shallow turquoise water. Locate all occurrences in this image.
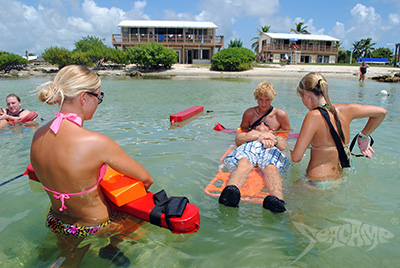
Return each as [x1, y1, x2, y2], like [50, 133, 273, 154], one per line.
[0, 75, 399, 267]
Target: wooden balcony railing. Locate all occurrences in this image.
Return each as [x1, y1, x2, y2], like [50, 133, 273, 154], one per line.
[113, 34, 224, 47]
[261, 44, 338, 54]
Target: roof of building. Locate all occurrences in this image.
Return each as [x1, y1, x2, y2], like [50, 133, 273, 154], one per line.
[262, 33, 340, 42]
[118, 20, 218, 29]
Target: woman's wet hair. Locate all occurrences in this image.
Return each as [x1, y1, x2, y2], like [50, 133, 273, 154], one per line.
[254, 82, 277, 100]
[297, 72, 345, 142]
[36, 65, 101, 105]
[6, 94, 21, 102]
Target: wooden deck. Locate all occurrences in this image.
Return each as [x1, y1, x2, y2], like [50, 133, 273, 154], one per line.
[261, 44, 338, 54]
[112, 34, 224, 48]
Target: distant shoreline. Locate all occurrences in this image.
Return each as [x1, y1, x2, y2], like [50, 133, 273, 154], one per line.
[1, 63, 399, 80]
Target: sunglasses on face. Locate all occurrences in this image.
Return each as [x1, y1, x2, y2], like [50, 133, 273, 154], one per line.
[86, 91, 104, 104]
[253, 121, 270, 128]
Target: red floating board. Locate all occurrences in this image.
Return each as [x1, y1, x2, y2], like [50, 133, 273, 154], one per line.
[170, 105, 204, 124]
[109, 192, 200, 234]
[25, 164, 200, 234]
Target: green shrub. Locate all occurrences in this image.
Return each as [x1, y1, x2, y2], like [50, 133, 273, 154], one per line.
[0, 51, 29, 72]
[70, 51, 90, 67]
[43, 47, 91, 69]
[105, 48, 128, 65]
[211, 47, 256, 71]
[42, 47, 74, 69]
[126, 42, 177, 69]
[74, 36, 109, 65]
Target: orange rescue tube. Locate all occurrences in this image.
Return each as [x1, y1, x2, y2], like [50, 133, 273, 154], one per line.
[100, 167, 147, 207]
[26, 164, 200, 234]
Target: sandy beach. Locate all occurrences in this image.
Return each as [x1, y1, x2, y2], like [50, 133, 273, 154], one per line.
[98, 63, 400, 80]
[5, 63, 400, 80]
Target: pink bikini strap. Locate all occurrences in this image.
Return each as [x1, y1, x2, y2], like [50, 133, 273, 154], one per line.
[50, 112, 82, 134]
[42, 182, 99, 212]
[42, 164, 107, 212]
[99, 163, 107, 180]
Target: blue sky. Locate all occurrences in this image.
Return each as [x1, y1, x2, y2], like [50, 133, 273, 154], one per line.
[1, 0, 400, 56]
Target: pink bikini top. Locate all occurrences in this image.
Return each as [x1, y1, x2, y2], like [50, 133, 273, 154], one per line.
[42, 112, 106, 212]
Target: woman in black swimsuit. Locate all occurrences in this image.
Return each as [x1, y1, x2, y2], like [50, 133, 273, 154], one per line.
[359, 61, 370, 81]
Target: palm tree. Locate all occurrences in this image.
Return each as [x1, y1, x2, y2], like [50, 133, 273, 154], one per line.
[352, 40, 363, 59]
[228, 39, 243, 48]
[335, 41, 344, 50]
[251, 25, 271, 52]
[290, 22, 310, 34]
[353, 38, 376, 59]
[360, 38, 376, 57]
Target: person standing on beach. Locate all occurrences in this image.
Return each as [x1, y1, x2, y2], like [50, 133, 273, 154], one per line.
[218, 82, 291, 212]
[359, 61, 370, 81]
[291, 72, 387, 189]
[31, 65, 154, 267]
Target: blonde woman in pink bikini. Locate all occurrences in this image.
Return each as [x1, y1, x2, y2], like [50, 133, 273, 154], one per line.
[31, 65, 154, 267]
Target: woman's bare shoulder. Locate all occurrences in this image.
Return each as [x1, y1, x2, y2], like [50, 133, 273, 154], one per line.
[81, 128, 113, 144]
[302, 110, 325, 126]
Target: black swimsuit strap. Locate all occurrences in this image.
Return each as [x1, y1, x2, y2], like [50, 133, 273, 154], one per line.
[315, 107, 350, 168]
[249, 106, 274, 130]
[7, 108, 25, 117]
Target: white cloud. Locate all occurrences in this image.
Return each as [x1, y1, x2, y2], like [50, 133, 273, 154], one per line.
[160, 0, 280, 48]
[286, 18, 325, 35]
[330, 22, 346, 38]
[291, 18, 325, 35]
[350, 3, 382, 25]
[389, 13, 400, 25]
[2, 0, 398, 56]
[259, 16, 292, 33]
[123, 0, 150, 20]
[67, 17, 94, 32]
[242, 0, 279, 17]
[304, 19, 325, 35]
[0, 0, 150, 55]
[163, 10, 195, 21]
[81, 0, 126, 35]
[329, 22, 353, 48]
[329, 3, 400, 50]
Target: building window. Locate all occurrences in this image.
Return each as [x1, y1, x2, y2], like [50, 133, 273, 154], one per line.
[202, 49, 210, 59]
[193, 49, 199, 60]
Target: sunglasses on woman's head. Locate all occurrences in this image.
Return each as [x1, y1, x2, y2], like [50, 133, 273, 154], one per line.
[86, 91, 104, 104]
